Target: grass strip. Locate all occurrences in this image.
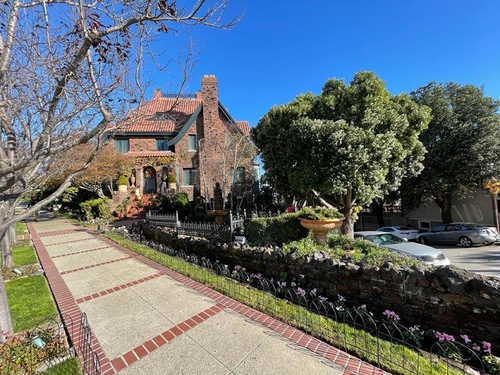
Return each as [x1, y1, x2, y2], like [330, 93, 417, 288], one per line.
[105, 232, 462, 375]
[12, 245, 38, 267]
[16, 221, 28, 236]
[5, 275, 58, 332]
[39, 357, 81, 375]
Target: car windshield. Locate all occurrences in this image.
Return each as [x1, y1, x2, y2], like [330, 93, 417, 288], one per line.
[366, 234, 403, 245]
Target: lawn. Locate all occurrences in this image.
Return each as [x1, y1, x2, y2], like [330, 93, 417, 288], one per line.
[40, 357, 81, 375]
[15, 221, 28, 235]
[5, 275, 58, 332]
[12, 245, 38, 267]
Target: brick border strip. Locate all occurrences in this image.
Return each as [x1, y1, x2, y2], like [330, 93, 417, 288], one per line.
[98, 234, 390, 375]
[27, 223, 115, 375]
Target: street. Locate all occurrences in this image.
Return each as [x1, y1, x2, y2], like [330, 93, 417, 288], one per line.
[435, 243, 500, 279]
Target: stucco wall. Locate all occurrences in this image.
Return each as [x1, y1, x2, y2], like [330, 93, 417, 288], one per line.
[404, 189, 496, 230]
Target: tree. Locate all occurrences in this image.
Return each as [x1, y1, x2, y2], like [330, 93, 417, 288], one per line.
[0, 0, 239, 265]
[401, 82, 500, 223]
[0, 0, 239, 338]
[46, 143, 134, 199]
[253, 71, 431, 237]
[198, 130, 257, 210]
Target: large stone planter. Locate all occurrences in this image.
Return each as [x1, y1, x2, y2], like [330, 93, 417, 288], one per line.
[118, 184, 128, 193]
[300, 218, 344, 245]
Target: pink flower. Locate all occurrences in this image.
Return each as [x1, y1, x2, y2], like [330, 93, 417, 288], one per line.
[435, 332, 455, 342]
[382, 310, 400, 321]
[482, 341, 492, 355]
[460, 334, 471, 343]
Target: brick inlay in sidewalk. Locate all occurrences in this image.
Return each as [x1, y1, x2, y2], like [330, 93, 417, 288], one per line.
[52, 246, 111, 258]
[75, 273, 164, 304]
[109, 304, 224, 373]
[60, 256, 132, 275]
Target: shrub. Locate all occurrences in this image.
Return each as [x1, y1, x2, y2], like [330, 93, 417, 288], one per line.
[172, 192, 191, 218]
[80, 198, 112, 222]
[167, 174, 176, 183]
[297, 206, 344, 220]
[246, 212, 308, 246]
[117, 175, 128, 185]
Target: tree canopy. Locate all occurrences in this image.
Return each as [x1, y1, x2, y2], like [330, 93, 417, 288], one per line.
[402, 82, 500, 222]
[253, 71, 431, 236]
[0, 0, 239, 265]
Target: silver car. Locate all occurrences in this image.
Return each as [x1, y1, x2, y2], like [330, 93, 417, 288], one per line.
[377, 226, 419, 241]
[354, 231, 451, 266]
[416, 223, 500, 247]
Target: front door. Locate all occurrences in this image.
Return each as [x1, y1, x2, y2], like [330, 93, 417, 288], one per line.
[143, 167, 157, 194]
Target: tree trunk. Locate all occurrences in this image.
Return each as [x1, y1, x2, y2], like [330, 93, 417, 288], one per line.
[1, 226, 15, 268]
[340, 188, 355, 238]
[0, 199, 16, 268]
[436, 192, 453, 223]
[0, 274, 14, 342]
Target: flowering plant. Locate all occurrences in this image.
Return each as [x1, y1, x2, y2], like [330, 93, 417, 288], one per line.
[485, 177, 500, 196]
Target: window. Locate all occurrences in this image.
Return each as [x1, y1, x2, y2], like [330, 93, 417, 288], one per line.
[182, 168, 196, 186]
[156, 139, 169, 151]
[115, 138, 129, 153]
[188, 135, 197, 151]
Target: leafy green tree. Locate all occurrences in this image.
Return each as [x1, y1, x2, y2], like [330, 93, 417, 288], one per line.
[402, 82, 500, 223]
[253, 72, 431, 237]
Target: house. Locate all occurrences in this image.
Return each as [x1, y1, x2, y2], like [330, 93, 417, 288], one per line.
[110, 75, 258, 206]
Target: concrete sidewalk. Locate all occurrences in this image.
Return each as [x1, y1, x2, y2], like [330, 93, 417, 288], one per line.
[27, 215, 388, 375]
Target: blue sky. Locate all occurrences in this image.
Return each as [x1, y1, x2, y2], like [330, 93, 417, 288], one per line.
[149, 0, 500, 126]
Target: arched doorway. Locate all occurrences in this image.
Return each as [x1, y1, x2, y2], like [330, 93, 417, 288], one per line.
[143, 166, 157, 194]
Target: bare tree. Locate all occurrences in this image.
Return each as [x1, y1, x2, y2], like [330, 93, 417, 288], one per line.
[0, 0, 240, 337]
[199, 128, 257, 210]
[0, 0, 240, 262]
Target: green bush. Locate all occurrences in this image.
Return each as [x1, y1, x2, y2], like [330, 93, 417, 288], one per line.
[80, 198, 112, 222]
[117, 175, 128, 185]
[246, 212, 308, 246]
[297, 206, 344, 220]
[172, 192, 191, 217]
[167, 173, 176, 183]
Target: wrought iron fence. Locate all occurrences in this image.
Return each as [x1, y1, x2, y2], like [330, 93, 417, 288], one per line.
[146, 210, 248, 241]
[113, 227, 494, 375]
[79, 313, 101, 375]
[0, 312, 102, 375]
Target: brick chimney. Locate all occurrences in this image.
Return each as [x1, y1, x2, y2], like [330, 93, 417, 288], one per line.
[201, 75, 219, 141]
[153, 88, 162, 99]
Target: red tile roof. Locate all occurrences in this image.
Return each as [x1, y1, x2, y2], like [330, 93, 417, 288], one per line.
[117, 97, 202, 133]
[235, 121, 250, 136]
[115, 92, 251, 136]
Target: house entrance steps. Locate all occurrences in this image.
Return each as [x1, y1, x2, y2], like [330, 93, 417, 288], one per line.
[26, 214, 389, 375]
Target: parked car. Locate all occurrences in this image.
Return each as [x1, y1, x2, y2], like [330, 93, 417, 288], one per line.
[376, 226, 419, 241]
[416, 223, 500, 247]
[354, 231, 450, 266]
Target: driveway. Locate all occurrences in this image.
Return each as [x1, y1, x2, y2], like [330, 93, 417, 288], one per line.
[434, 243, 500, 279]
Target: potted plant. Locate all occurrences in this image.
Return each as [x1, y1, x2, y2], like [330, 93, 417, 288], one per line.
[297, 206, 344, 245]
[117, 175, 129, 192]
[167, 173, 177, 190]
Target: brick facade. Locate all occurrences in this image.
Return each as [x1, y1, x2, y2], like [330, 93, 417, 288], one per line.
[111, 75, 256, 203]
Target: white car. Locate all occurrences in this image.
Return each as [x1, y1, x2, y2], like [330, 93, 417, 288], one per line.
[377, 226, 419, 241]
[354, 231, 451, 267]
